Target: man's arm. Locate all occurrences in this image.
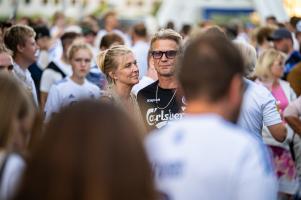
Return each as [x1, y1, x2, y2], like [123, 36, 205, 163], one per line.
[267, 123, 287, 142]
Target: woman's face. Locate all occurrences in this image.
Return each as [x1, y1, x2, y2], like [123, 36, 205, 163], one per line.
[70, 49, 92, 79]
[113, 53, 139, 87]
[270, 56, 284, 79]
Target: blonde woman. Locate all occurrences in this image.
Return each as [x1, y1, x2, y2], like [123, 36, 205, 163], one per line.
[255, 48, 298, 198]
[44, 43, 101, 121]
[97, 45, 144, 132]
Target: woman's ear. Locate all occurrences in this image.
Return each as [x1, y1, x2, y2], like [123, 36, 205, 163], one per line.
[109, 71, 117, 80]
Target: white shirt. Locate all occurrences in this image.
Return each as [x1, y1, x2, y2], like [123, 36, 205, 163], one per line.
[13, 63, 38, 106]
[131, 76, 155, 96]
[40, 58, 72, 93]
[44, 77, 101, 121]
[238, 79, 282, 138]
[0, 153, 25, 200]
[145, 114, 277, 200]
[131, 41, 149, 79]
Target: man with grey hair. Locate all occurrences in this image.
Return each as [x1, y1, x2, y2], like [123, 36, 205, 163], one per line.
[137, 29, 185, 131]
[235, 41, 287, 142]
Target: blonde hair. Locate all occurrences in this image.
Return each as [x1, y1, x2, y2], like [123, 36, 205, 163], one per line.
[0, 73, 32, 148]
[67, 42, 93, 61]
[254, 48, 286, 81]
[96, 45, 132, 84]
[3, 24, 36, 54]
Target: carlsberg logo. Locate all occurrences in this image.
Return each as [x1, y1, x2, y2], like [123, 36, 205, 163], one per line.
[146, 108, 183, 128]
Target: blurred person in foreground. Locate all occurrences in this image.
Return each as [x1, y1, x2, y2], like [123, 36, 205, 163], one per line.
[4, 24, 39, 107]
[0, 73, 36, 200]
[145, 34, 277, 200]
[44, 43, 100, 122]
[13, 100, 156, 200]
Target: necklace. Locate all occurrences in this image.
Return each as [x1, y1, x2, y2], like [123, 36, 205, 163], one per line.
[155, 82, 177, 110]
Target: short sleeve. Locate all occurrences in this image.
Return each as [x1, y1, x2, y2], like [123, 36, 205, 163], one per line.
[44, 85, 61, 121]
[261, 89, 282, 127]
[40, 69, 62, 93]
[284, 97, 301, 117]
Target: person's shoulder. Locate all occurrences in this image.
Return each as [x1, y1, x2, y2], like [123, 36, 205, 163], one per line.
[53, 77, 69, 86]
[138, 81, 157, 95]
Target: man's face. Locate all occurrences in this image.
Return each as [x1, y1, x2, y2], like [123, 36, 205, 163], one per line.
[0, 52, 13, 73]
[151, 39, 179, 77]
[273, 38, 290, 54]
[20, 36, 39, 64]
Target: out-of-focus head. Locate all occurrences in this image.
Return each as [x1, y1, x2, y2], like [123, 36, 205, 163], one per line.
[14, 100, 156, 200]
[60, 31, 81, 52]
[265, 15, 278, 26]
[270, 28, 293, 54]
[234, 41, 257, 77]
[33, 25, 51, 50]
[132, 23, 147, 38]
[97, 45, 138, 86]
[255, 48, 286, 81]
[0, 44, 13, 73]
[0, 73, 34, 150]
[99, 33, 124, 50]
[149, 29, 183, 77]
[4, 25, 37, 62]
[178, 35, 244, 122]
[103, 11, 118, 29]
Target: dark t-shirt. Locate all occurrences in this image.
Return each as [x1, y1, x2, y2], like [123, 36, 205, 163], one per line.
[137, 80, 185, 131]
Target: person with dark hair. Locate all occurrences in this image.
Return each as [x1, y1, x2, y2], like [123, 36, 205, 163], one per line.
[40, 31, 81, 110]
[137, 29, 185, 131]
[266, 15, 278, 26]
[4, 24, 39, 107]
[145, 35, 277, 199]
[255, 26, 275, 55]
[14, 100, 156, 200]
[131, 23, 149, 79]
[99, 32, 124, 50]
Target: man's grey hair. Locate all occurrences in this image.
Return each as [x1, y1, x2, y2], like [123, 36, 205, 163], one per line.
[233, 41, 257, 78]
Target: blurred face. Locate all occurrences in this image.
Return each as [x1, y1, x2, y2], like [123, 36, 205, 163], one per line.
[20, 36, 39, 64]
[151, 39, 178, 77]
[70, 49, 92, 79]
[36, 37, 49, 50]
[113, 53, 139, 87]
[0, 53, 13, 73]
[271, 56, 284, 78]
[273, 39, 290, 54]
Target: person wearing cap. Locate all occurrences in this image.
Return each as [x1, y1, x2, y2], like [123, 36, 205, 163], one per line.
[270, 28, 301, 79]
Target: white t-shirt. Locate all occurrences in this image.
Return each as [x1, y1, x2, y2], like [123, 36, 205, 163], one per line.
[0, 153, 25, 200]
[13, 63, 38, 107]
[131, 76, 155, 96]
[145, 114, 277, 200]
[131, 41, 150, 79]
[238, 79, 282, 138]
[44, 77, 101, 121]
[40, 58, 72, 93]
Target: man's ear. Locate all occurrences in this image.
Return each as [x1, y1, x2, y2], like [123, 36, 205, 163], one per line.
[16, 44, 24, 53]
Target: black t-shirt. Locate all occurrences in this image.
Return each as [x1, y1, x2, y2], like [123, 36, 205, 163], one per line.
[137, 80, 185, 131]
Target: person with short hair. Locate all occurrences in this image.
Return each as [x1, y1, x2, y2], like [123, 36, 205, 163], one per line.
[44, 43, 101, 122]
[137, 29, 185, 131]
[145, 34, 277, 200]
[235, 41, 286, 142]
[4, 24, 39, 106]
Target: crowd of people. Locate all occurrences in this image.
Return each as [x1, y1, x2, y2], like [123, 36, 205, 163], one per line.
[1, 10, 301, 200]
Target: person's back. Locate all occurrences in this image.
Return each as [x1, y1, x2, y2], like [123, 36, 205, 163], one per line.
[146, 114, 277, 200]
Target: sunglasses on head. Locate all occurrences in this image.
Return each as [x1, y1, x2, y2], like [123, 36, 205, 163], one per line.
[0, 65, 13, 71]
[151, 50, 178, 59]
